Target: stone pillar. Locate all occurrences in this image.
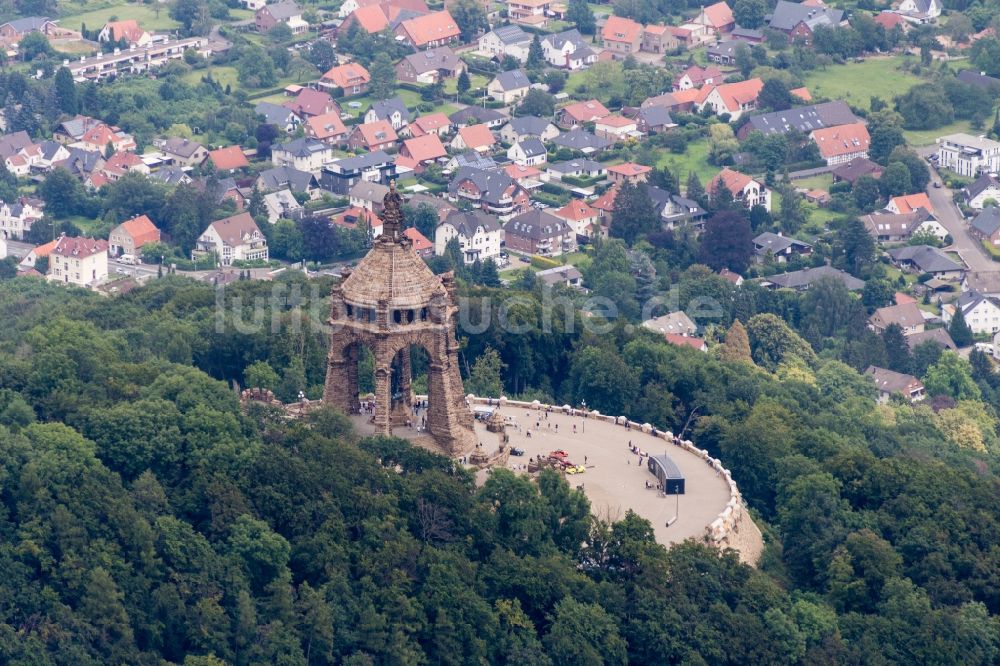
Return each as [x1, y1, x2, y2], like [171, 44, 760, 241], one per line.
[372, 364, 391, 436]
[390, 345, 413, 427]
[425, 332, 475, 455]
[323, 346, 352, 412]
[346, 344, 361, 413]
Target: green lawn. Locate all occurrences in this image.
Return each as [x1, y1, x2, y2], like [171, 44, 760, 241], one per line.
[656, 138, 717, 183]
[182, 65, 240, 90]
[792, 174, 833, 191]
[904, 118, 977, 147]
[60, 3, 180, 32]
[443, 73, 489, 95]
[802, 57, 922, 111]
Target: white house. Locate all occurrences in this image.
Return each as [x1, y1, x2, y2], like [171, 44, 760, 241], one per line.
[192, 213, 269, 266]
[542, 29, 597, 70]
[0, 198, 43, 240]
[478, 25, 532, 62]
[435, 210, 504, 264]
[507, 138, 547, 167]
[263, 189, 302, 223]
[487, 69, 531, 105]
[938, 133, 1000, 178]
[943, 291, 1000, 335]
[47, 236, 109, 287]
[271, 137, 335, 173]
[894, 0, 941, 23]
[709, 167, 772, 212]
[966, 174, 1000, 210]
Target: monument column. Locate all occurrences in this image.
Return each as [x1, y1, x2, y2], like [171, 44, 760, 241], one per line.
[373, 364, 392, 436]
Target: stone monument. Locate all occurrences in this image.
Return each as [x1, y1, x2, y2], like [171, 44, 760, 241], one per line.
[323, 181, 476, 454]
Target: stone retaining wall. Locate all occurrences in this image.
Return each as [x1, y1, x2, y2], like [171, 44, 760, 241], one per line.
[461, 395, 749, 551]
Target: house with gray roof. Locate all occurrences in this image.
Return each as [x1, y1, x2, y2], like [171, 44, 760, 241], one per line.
[504, 209, 577, 256]
[965, 174, 1000, 210]
[957, 70, 1000, 92]
[488, 69, 531, 104]
[435, 209, 505, 263]
[255, 102, 301, 132]
[753, 232, 813, 263]
[866, 366, 925, 403]
[450, 105, 506, 128]
[971, 207, 1000, 246]
[396, 46, 464, 84]
[707, 41, 740, 65]
[888, 245, 964, 279]
[256, 165, 317, 194]
[317, 151, 396, 195]
[149, 166, 192, 186]
[507, 137, 547, 166]
[551, 128, 612, 154]
[635, 106, 676, 134]
[765, 1, 845, 42]
[478, 25, 532, 62]
[762, 265, 865, 291]
[364, 97, 409, 131]
[449, 166, 530, 218]
[546, 159, 606, 180]
[500, 116, 560, 143]
[737, 101, 860, 140]
[542, 29, 596, 70]
[271, 137, 334, 172]
[447, 150, 498, 172]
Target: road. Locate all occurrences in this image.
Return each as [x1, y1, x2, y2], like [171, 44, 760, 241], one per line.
[922, 161, 998, 273]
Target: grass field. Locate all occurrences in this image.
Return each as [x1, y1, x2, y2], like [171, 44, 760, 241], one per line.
[182, 65, 240, 90]
[802, 57, 922, 111]
[60, 4, 180, 32]
[904, 118, 976, 147]
[656, 138, 717, 183]
[792, 174, 833, 191]
[443, 73, 489, 95]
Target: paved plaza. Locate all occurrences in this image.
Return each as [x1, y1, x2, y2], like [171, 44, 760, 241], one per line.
[351, 405, 762, 560]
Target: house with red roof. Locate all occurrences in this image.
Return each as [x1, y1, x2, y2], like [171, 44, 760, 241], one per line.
[874, 10, 909, 31]
[48, 236, 109, 287]
[552, 198, 602, 237]
[642, 24, 680, 53]
[508, 0, 552, 27]
[887, 192, 934, 215]
[346, 120, 398, 152]
[79, 124, 136, 154]
[607, 162, 651, 185]
[695, 78, 764, 120]
[591, 185, 619, 220]
[410, 113, 452, 138]
[109, 214, 160, 257]
[98, 19, 151, 47]
[331, 206, 384, 237]
[395, 10, 460, 48]
[283, 88, 340, 118]
[709, 167, 771, 211]
[451, 124, 497, 154]
[664, 333, 709, 352]
[595, 115, 639, 143]
[810, 122, 871, 166]
[304, 112, 349, 144]
[557, 99, 610, 128]
[692, 2, 735, 36]
[790, 87, 812, 102]
[404, 226, 434, 256]
[673, 64, 723, 91]
[400, 134, 447, 171]
[101, 152, 149, 181]
[320, 63, 371, 95]
[602, 16, 643, 56]
[208, 146, 251, 171]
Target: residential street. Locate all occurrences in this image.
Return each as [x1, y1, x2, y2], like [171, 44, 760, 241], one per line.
[919, 155, 998, 273]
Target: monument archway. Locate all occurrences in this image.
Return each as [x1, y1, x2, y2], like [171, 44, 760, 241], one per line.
[323, 182, 476, 454]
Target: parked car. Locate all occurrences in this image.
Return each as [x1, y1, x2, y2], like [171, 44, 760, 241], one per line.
[566, 465, 586, 474]
[510, 447, 525, 456]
